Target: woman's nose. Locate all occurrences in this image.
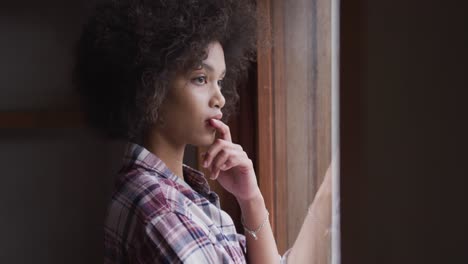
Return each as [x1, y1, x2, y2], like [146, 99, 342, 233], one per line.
[210, 84, 225, 109]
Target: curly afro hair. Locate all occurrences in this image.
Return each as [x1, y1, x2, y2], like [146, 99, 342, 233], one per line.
[74, 0, 257, 141]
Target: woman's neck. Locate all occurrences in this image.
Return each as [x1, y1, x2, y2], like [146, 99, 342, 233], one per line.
[142, 130, 186, 180]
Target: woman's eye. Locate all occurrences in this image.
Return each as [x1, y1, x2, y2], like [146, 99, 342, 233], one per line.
[217, 80, 224, 88]
[193, 76, 207, 85]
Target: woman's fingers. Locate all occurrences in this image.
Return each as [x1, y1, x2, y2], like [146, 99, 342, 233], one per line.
[204, 141, 244, 168]
[203, 139, 226, 168]
[203, 119, 250, 180]
[209, 119, 232, 142]
[210, 149, 230, 179]
[219, 159, 234, 171]
[203, 140, 246, 179]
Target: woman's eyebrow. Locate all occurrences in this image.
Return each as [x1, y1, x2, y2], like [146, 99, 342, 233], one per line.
[201, 63, 226, 77]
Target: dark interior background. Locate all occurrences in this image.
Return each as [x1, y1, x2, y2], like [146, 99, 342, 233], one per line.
[340, 0, 468, 263]
[0, 1, 252, 263]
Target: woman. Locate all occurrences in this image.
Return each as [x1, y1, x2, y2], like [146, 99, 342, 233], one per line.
[75, 0, 331, 263]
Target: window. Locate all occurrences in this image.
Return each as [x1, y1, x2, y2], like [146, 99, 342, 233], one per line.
[256, 0, 340, 262]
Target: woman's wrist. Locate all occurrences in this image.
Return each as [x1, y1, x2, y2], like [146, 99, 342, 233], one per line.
[236, 189, 264, 211]
[237, 193, 270, 240]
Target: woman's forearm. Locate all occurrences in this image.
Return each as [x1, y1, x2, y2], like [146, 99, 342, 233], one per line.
[237, 194, 280, 264]
[288, 167, 332, 264]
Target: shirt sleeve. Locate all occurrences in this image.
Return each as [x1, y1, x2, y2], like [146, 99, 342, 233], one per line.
[133, 211, 240, 264]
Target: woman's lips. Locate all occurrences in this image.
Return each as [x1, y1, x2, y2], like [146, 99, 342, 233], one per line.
[209, 113, 223, 121]
[205, 113, 223, 126]
[205, 119, 215, 129]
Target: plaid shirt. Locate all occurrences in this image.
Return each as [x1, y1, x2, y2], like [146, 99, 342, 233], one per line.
[104, 142, 247, 263]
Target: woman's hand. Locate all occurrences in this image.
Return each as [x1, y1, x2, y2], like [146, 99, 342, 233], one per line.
[202, 118, 261, 202]
[288, 163, 333, 264]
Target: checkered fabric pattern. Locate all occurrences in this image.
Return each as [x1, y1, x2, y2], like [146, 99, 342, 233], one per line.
[104, 142, 247, 263]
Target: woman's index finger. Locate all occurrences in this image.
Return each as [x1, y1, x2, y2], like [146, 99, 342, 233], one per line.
[209, 119, 232, 142]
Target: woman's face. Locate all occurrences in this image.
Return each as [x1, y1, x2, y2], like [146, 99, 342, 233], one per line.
[156, 41, 226, 147]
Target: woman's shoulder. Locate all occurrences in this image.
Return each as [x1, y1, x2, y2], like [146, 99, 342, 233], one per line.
[110, 168, 191, 220]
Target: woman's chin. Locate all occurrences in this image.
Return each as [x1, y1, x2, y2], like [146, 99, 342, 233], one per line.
[192, 134, 216, 147]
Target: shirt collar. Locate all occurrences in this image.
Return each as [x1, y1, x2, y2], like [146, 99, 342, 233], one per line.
[122, 142, 212, 196]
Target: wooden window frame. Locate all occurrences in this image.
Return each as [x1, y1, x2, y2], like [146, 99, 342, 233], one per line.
[257, 0, 333, 254]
